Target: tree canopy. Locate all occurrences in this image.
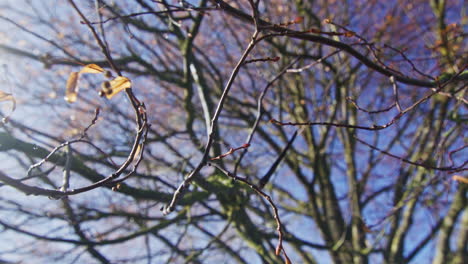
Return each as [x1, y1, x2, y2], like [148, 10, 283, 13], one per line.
[0, 0, 466, 263]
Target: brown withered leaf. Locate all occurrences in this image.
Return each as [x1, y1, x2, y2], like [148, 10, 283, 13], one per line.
[65, 71, 79, 103]
[103, 76, 131, 99]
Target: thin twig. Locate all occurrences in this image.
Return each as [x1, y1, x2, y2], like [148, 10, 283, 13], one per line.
[243, 56, 280, 65]
[355, 137, 467, 172]
[346, 97, 396, 114]
[287, 50, 340, 73]
[210, 143, 250, 161]
[447, 144, 468, 168]
[82, 108, 100, 136]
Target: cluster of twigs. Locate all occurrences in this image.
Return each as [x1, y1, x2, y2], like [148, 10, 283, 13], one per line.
[269, 64, 467, 173]
[161, 1, 467, 262]
[0, 0, 149, 198]
[0, 1, 466, 263]
[209, 163, 291, 263]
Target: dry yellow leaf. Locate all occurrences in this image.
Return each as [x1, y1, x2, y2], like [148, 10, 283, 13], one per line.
[63, 65, 127, 102]
[0, 91, 13, 102]
[453, 175, 468, 184]
[80, 64, 104, 74]
[103, 76, 131, 99]
[0, 90, 16, 122]
[64, 64, 107, 103]
[65, 72, 79, 103]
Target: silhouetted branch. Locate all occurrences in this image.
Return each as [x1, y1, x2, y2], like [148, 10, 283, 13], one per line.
[161, 28, 260, 215]
[259, 130, 298, 189]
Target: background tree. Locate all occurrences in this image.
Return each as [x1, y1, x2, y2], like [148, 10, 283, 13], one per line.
[0, 0, 466, 263]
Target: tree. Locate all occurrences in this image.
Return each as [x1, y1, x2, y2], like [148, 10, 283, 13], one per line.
[0, 0, 466, 263]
